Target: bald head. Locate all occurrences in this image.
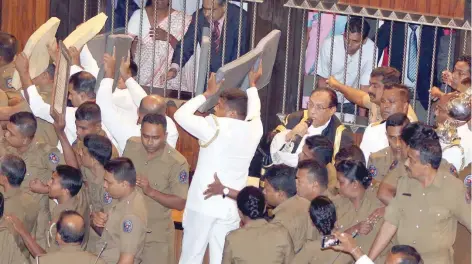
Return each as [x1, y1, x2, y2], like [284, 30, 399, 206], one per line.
[56, 210, 85, 244]
[139, 95, 166, 118]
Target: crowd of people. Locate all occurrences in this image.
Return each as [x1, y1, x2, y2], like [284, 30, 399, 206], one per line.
[0, 0, 470, 264]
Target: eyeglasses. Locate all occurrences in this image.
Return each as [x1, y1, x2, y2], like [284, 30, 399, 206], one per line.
[307, 101, 332, 111]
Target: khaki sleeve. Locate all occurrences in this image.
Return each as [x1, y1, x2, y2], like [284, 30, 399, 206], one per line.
[384, 180, 403, 227]
[0, 90, 7, 107]
[290, 241, 314, 264]
[221, 235, 233, 264]
[169, 161, 190, 200]
[451, 180, 471, 231]
[362, 94, 373, 109]
[119, 214, 146, 255]
[283, 230, 295, 263]
[42, 145, 66, 171]
[382, 170, 398, 187]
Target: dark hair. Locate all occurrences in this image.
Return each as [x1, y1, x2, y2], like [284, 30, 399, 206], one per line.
[304, 135, 333, 166]
[311, 87, 338, 108]
[45, 63, 56, 80]
[56, 165, 83, 197]
[9, 112, 37, 138]
[142, 113, 167, 132]
[345, 16, 370, 40]
[334, 145, 366, 166]
[401, 122, 439, 145]
[220, 88, 248, 118]
[309, 196, 337, 236]
[56, 210, 85, 244]
[370, 67, 401, 85]
[0, 192, 4, 217]
[104, 158, 136, 186]
[297, 159, 329, 190]
[264, 165, 297, 198]
[69, 71, 96, 99]
[409, 138, 442, 170]
[84, 134, 112, 167]
[457, 55, 471, 69]
[461, 77, 471, 86]
[391, 245, 422, 264]
[0, 155, 26, 187]
[237, 186, 265, 220]
[75, 102, 101, 123]
[336, 160, 372, 189]
[130, 60, 138, 77]
[386, 113, 410, 128]
[383, 83, 410, 103]
[0, 32, 18, 63]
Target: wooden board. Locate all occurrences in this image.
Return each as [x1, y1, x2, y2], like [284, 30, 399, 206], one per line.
[63, 12, 108, 50]
[51, 41, 71, 121]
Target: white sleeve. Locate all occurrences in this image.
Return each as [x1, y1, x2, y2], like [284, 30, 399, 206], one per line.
[173, 95, 217, 142]
[442, 146, 463, 172]
[316, 39, 331, 78]
[125, 77, 147, 107]
[165, 116, 179, 148]
[360, 52, 373, 86]
[79, 44, 100, 78]
[64, 107, 78, 145]
[245, 87, 261, 121]
[127, 10, 141, 36]
[360, 126, 372, 163]
[269, 130, 299, 168]
[355, 255, 374, 264]
[97, 78, 140, 151]
[70, 65, 83, 77]
[25, 85, 54, 123]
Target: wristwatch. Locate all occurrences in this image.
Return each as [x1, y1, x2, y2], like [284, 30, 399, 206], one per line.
[223, 187, 229, 199]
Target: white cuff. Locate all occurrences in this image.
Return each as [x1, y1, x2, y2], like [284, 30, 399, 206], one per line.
[355, 255, 374, 264]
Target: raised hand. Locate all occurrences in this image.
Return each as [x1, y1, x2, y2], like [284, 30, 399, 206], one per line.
[69, 46, 81, 66]
[103, 47, 116, 79]
[119, 51, 132, 82]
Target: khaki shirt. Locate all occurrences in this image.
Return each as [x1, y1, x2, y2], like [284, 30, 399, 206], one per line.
[123, 138, 189, 263]
[48, 189, 90, 252]
[97, 190, 148, 264]
[0, 220, 28, 264]
[72, 129, 120, 159]
[334, 184, 391, 263]
[0, 63, 22, 103]
[385, 168, 471, 264]
[362, 94, 418, 123]
[222, 219, 294, 264]
[0, 89, 7, 106]
[367, 147, 394, 183]
[291, 239, 340, 264]
[37, 244, 106, 264]
[270, 195, 313, 253]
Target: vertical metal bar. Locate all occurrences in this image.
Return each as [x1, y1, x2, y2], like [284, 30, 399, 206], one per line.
[137, 0, 145, 84]
[372, 19, 379, 69]
[444, 28, 454, 93]
[98, 0, 101, 14]
[312, 11, 322, 90]
[191, 0, 201, 97]
[125, 0, 130, 33]
[427, 27, 439, 125]
[282, 8, 292, 114]
[387, 21, 394, 67]
[463, 30, 468, 55]
[412, 25, 423, 110]
[340, 15, 351, 120]
[221, 2, 229, 67]
[178, 0, 187, 99]
[207, 0, 215, 83]
[401, 23, 408, 83]
[164, 0, 172, 96]
[296, 10, 307, 110]
[150, 0, 159, 93]
[111, 0, 116, 34]
[354, 17, 365, 122]
[237, 0, 244, 58]
[328, 14, 337, 76]
[83, 0, 88, 22]
[250, 3, 257, 50]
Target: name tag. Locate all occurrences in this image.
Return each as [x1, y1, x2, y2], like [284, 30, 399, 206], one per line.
[402, 193, 411, 197]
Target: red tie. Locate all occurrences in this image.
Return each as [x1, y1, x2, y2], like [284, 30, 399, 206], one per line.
[212, 21, 221, 53]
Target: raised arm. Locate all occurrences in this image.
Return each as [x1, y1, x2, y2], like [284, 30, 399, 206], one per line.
[245, 59, 263, 121]
[327, 76, 370, 108]
[120, 55, 147, 107]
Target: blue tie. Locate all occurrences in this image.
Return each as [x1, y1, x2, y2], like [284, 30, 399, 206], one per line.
[407, 25, 418, 82]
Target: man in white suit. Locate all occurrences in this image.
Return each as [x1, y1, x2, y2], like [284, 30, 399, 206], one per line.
[174, 63, 263, 264]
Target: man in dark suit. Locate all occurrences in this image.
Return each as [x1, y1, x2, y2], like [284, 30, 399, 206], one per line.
[377, 22, 442, 121]
[165, 0, 249, 81]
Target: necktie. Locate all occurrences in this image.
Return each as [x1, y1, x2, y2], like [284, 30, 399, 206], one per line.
[212, 21, 221, 53]
[407, 25, 418, 82]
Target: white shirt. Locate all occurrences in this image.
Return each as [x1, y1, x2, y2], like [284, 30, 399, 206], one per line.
[133, 0, 201, 14]
[317, 35, 375, 104]
[70, 44, 100, 78]
[173, 88, 263, 219]
[270, 120, 330, 168]
[360, 122, 388, 163]
[355, 255, 374, 264]
[96, 78, 179, 152]
[457, 124, 472, 166]
[441, 142, 465, 171]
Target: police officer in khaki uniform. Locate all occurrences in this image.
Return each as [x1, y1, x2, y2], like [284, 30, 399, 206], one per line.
[369, 125, 471, 264]
[36, 210, 106, 264]
[0, 193, 28, 264]
[222, 187, 294, 264]
[0, 154, 40, 258]
[0, 32, 23, 105]
[123, 113, 189, 264]
[0, 112, 69, 248]
[92, 158, 148, 264]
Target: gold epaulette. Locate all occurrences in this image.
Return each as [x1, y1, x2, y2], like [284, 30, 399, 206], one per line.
[371, 121, 383, 127]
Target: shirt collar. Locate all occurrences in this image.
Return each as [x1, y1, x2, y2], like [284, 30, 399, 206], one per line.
[116, 189, 138, 209]
[308, 118, 331, 135]
[3, 187, 21, 199]
[244, 219, 267, 228]
[58, 244, 82, 252]
[273, 195, 308, 215]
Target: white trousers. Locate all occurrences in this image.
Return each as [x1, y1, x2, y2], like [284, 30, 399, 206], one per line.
[179, 209, 240, 264]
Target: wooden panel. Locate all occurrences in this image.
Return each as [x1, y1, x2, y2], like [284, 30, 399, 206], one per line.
[1, 0, 50, 50]
[338, 0, 466, 19]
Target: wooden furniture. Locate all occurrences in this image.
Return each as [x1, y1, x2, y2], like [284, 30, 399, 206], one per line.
[1, 0, 50, 50]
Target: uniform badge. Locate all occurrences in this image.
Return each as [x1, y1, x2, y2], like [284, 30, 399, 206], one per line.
[103, 192, 112, 204]
[123, 220, 133, 233]
[48, 153, 60, 164]
[179, 170, 188, 184]
[450, 165, 458, 176]
[464, 175, 472, 187]
[368, 165, 377, 178]
[5, 77, 12, 89]
[389, 160, 398, 171]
